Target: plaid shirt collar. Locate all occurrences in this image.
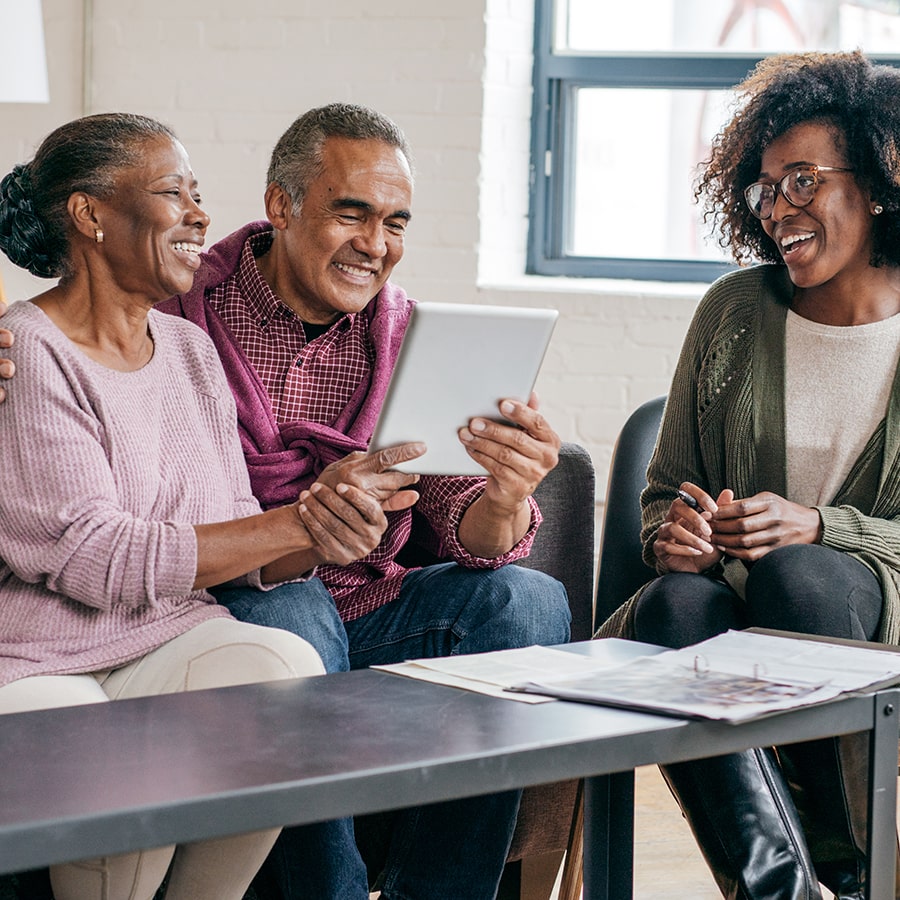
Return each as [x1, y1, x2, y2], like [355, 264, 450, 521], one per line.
[236, 231, 358, 334]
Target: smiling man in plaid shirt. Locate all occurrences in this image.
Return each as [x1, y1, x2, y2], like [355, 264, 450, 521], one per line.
[0, 103, 570, 900]
[164, 102, 571, 900]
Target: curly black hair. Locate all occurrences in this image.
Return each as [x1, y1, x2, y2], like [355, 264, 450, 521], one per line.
[696, 50, 900, 267]
[0, 113, 176, 278]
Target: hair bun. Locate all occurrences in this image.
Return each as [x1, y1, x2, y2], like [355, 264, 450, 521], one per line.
[0, 163, 57, 277]
[3, 163, 34, 204]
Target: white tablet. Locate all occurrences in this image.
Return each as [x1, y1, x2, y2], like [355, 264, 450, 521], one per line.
[369, 302, 558, 474]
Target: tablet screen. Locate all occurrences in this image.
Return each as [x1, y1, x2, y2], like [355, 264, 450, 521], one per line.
[369, 302, 558, 474]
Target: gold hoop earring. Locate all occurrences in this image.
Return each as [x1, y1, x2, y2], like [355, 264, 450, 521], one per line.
[873, 205, 884, 216]
[94, 228, 104, 243]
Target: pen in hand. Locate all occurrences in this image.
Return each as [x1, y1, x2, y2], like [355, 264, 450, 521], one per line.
[676, 488, 706, 513]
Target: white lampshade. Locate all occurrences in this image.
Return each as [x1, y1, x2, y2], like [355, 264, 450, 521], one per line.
[0, 0, 49, 103]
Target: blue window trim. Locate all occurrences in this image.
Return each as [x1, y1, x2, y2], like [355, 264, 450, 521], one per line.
[527, 0, 900, 283]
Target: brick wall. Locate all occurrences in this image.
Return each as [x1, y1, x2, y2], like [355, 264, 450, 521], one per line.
[0, 0, 706, 551]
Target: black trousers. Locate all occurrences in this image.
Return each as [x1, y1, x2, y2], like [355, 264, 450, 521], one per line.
[633, 545, 889, 899]
[632, 543, 883, 649]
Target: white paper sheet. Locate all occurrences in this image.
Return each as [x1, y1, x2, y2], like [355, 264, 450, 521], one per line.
[374, 644, 636, 703]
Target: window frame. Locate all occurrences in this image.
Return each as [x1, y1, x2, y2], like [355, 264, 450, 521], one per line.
[526, 0, 900, 282]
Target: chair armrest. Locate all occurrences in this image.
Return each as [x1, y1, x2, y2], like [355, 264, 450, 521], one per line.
[594, 396, 664, 625]
[517, 442, 596, 642]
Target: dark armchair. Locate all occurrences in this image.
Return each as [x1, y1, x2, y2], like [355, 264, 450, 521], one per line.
[499, 440, 596, 899]
[246, 441, 597, 900]
[533, 397, 664, 900]
[595, 396, 665, 626]
[351, 442, 597, 900]
[505, 402, 664, 900]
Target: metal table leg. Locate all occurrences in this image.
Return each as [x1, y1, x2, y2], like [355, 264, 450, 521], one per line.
[867, 689, 899, 900]
[584, 771, 635, 900]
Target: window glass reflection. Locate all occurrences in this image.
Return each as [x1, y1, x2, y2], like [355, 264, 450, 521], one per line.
[558, 0, 900, 54]
[570, 88, 732, 262]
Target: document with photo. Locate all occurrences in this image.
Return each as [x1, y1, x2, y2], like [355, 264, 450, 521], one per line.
[507, 630, 900, 723]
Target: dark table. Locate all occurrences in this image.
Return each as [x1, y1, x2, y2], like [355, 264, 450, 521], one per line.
[0, 639, 896, 899]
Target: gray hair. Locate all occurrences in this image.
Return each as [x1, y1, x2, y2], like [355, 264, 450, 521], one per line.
[266, 103, 413, 212]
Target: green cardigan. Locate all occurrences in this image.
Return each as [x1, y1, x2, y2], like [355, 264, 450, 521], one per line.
[597, 264, 900, 646]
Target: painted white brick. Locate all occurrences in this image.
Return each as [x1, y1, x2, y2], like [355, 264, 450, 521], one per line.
[416, 179, 479, 216]
[438, 83, 486, 117]
[442, 19, 489, 51]
[403, 115, 483, 151]
[215, 0, 316, 17]
[275, 19, 331, 45]
[203, 20, 289, 50]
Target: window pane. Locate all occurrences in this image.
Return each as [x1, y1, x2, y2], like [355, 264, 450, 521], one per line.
[557, 0, 900, 54]
[569, 88, 731, 263]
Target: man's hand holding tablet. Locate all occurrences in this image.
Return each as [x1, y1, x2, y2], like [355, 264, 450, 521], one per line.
[369, 302, 559, 475]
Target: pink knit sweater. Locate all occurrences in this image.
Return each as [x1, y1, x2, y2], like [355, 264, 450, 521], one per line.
[0, 302, 257, 686]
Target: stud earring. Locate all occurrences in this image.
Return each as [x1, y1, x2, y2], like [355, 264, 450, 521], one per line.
[873, 204, 884, 216]
[94, 228, 104, 243]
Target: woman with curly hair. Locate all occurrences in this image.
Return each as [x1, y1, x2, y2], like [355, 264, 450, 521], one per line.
[597, 50, 900, 899]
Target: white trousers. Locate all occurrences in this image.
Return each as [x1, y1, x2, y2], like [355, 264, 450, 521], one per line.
[0, 618, 324, 900]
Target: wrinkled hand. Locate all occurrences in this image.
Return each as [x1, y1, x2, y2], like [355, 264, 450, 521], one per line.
[296, 443, 426, 566]
[0, 299, 14, 404]
[710, 491, 822, 562]
[293, 481, 392, 567]
[317, 442, 425, 512]
[653, 484, 731, 574]
[458, 394, 560, 510]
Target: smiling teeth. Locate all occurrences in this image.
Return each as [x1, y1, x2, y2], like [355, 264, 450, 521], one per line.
[334, 262, 373, 277]
[173, 242, 200, 254]
[781, 233, 814, 249]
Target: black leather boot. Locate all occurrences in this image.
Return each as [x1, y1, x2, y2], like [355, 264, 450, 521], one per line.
[661, 747, 822, 900]
[777, 733, 900, 900]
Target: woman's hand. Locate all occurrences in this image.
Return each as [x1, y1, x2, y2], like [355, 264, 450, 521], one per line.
[294, 481, 395, 567]
[251, 448, 426, 586]
[710, 491, 822, 562]
[653, 483, 730, 574]
[256, 477, 416, 586]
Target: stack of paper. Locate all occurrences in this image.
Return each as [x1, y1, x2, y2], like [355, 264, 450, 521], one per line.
[509, 631, 900, 722]
[376, 631, 900, 722]
[373, 642, 662, 704]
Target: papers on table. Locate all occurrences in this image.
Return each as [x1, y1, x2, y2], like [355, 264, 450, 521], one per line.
[509, 630, 900, 722]
[373, 644, 645, 703]
[375, 631, 900, 721]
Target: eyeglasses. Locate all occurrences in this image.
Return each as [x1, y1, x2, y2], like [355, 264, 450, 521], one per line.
[743, 165, 854, 220]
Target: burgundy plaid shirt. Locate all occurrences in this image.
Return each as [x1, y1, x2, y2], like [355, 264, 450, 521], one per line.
[207, 232, 539, 621]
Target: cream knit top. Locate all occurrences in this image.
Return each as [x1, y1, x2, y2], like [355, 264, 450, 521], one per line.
[785, 309, 900, 507]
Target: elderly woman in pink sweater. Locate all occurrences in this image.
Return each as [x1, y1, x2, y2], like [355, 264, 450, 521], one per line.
[0, 113, 419, 900]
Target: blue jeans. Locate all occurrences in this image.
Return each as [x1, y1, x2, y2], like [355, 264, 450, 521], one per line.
[214, 563, 570, 900]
